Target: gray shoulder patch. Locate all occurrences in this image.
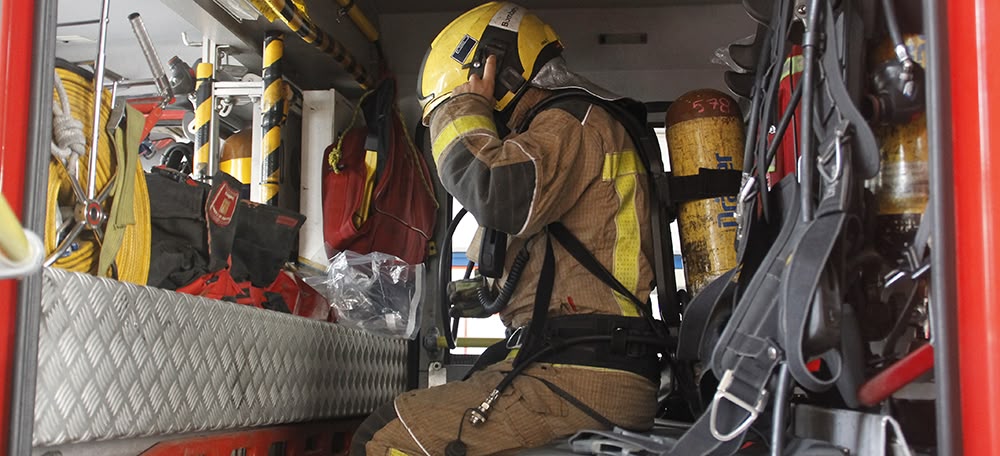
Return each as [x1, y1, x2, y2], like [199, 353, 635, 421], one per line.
[546, 98, 592, 123]
[438, 140, 535, 234]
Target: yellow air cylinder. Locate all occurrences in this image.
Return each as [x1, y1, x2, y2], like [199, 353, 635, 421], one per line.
[665, 89, 744, 296]
[871, 34, 928, 256]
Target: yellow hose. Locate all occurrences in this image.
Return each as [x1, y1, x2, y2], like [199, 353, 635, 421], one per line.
[47, 67, 151, 284]
[0, 194, 29, 263]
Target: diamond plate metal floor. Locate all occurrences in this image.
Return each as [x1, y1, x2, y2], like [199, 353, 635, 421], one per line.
[34, 268, 407, 447]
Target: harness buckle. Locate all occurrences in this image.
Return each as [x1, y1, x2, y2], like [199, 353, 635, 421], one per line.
[505, 326, 525, 349]
[709, 369, 769, 442]
[819, 127, 849, 184]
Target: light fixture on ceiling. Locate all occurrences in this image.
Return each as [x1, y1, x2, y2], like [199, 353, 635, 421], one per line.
[213, 0, 261, 22]
[56, 34, 97, 44]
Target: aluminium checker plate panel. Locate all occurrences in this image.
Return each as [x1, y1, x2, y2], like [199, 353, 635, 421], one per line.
[33, 268, 408, 447]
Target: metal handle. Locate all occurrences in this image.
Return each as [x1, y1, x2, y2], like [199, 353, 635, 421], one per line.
[128, 13, 174, 106]
[86, 0, 112, 200]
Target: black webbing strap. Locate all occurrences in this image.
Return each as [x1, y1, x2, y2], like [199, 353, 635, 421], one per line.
[676, 268, 739, 362]
[663, 168, 743, 205]
[780, 204, 847, 392]
[362, 79, 394, 181]
[523, 374, 620, 431]
[666, 333, 781, 455]
[512, 233, 556, 368]
[548, 223, 651, 319]
[818, 0, 880, 180]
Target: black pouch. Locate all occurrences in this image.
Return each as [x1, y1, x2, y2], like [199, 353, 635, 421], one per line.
[229, 200, 306, 287]
[204, 172, 245, 272]
[146, 168, 210, 289]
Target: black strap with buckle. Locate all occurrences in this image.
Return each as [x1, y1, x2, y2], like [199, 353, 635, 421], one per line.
[529, 314, 666, 383]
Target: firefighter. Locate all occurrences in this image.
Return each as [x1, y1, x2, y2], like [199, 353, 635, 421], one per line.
[353, 2, 660, 454]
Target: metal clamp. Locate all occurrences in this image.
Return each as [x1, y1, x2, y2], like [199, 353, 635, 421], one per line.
[819, 128, 848, 184]
[709, 369, 769, 442]
[734, 174, 757, 241]
[505, 326, 525, 349]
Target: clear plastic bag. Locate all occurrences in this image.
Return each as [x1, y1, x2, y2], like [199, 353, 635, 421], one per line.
[304, 250, 422, 339]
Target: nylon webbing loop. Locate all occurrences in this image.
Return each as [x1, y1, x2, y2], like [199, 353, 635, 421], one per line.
[662, 168, 743, 205]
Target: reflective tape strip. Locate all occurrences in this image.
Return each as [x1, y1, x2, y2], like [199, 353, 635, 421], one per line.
[602, 149, 645, 181]
[781, 55, 805, 79]
[432, 115, 497, 161]
[606, 150, 644, 317]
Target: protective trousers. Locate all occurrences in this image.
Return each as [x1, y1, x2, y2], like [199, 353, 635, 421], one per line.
[353, 360, 656, 456]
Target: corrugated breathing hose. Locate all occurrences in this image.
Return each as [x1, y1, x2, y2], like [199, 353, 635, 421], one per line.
[47, 66, 151, 284]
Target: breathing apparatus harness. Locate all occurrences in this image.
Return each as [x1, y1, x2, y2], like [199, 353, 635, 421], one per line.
[657, 0, 930, 454]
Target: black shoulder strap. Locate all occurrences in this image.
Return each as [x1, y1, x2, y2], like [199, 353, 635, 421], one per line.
[548, 223, 650, 318]
[518, 91, 683, 328]
[361, 78, 395, 182]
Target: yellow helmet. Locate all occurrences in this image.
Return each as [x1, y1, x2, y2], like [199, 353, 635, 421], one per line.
[417, 2, 562, 124]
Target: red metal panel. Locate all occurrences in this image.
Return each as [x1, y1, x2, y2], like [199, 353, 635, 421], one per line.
[0, 0, 37, 452]
[140, 421, 355, 456]
[950, 0, 1000, 452]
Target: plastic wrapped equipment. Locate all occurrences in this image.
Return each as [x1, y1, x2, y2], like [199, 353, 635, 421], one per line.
[305, 250, 422, 339]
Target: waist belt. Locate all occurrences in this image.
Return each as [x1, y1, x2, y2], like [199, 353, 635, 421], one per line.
[514, 314, 664, 384]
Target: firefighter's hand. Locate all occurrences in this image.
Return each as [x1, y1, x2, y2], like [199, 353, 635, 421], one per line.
[454, 55, 496, 102]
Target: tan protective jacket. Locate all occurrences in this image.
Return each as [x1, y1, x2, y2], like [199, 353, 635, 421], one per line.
[368, 89, 659, 456]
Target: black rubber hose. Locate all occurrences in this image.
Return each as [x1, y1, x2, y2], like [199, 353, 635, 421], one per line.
[439, 208, 468, 350]
[476, 246, 530, 314]
[880, 0, 905, 52]
[763, 81, 804, 170]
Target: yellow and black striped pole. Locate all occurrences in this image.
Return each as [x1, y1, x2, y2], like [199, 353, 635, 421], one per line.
[261, 32, 285, 206]
[259, 0, 373, 89]
[193, 62, 214, 180]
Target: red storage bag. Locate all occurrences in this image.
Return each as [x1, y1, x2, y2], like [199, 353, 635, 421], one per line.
[322, 80, 437, 264]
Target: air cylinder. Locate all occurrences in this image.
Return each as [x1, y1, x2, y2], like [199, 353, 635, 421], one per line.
[665, 89, 745, 295]
[871, 34, 929, 256]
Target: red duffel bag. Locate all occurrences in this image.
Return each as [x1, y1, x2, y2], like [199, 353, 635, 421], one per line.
[322, 79, 437, 265]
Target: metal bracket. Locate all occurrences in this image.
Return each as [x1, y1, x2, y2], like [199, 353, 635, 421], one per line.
[794, 0, 809, 21]
[792, 404, 914, 456]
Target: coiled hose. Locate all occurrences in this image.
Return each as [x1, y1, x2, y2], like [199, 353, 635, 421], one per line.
[476, 247, 529, 314]
[46, 65, 151, 284]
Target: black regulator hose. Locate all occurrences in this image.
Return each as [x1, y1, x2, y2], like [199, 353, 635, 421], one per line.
[439, 208, 468, 350]
[476, 246, 530, 315]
